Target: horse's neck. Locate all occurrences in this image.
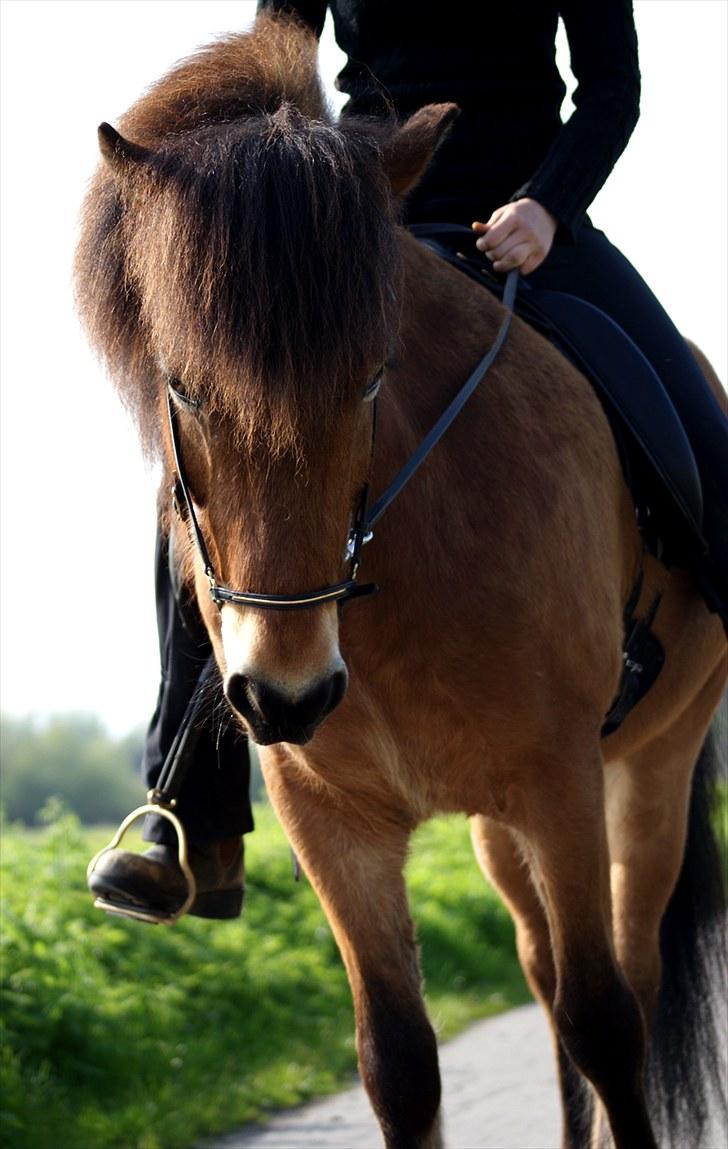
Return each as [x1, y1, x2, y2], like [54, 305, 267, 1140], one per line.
[361, 237, 512, 600]
[368, 234, 637, 622]
[396, 236, 506, 431]
[374, 234, 511, 510]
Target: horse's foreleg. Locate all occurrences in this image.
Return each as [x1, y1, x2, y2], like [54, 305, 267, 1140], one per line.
[515, 744, 657, 1149]
[470, 814, 592, 1149]
[264, 763, 442, 1149]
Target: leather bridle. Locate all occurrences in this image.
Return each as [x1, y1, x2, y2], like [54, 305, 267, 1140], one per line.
[168, 267, 518, 612]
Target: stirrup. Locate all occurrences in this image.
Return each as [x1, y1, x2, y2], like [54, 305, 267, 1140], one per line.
[86, 792, 197, 925]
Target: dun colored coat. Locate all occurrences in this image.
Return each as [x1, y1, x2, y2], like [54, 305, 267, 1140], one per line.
[75, 15, 727, 1148]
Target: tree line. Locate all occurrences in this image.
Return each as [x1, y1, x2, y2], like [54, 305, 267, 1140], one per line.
[1, 713, 265, 826]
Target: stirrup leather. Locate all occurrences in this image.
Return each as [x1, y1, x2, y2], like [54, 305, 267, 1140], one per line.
[86, 794, 197, 925]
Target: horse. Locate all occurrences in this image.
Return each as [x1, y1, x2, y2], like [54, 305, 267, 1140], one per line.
[75, 14, 727, 1149]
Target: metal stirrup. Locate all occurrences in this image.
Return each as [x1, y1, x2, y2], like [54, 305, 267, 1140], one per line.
[86, 802, 197, 925]
[87, 658, 217, 925]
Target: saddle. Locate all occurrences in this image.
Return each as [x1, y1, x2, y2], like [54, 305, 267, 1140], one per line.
[410, 223, 708, 569]
[409, 223, 715, 736]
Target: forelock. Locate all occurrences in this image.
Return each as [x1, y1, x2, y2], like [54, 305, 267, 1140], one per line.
[123, 108, 400, 454]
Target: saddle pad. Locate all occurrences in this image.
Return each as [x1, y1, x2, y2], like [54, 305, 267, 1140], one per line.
[517, 286, 704, 538]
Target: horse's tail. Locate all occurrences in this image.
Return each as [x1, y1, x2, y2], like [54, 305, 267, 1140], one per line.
[647, 710, 727, 1147]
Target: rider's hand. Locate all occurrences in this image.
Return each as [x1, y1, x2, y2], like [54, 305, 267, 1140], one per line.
[472, 198, 558, 275]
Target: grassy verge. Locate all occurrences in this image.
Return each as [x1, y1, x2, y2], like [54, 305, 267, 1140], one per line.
[1, 806, 528, 1149]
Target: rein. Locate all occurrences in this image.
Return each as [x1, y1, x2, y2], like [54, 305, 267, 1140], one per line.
[168, 266, 518, 611]
[367, 268, 518, 529]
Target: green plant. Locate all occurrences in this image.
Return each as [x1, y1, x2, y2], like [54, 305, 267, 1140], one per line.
[1, 806, 527, 1149]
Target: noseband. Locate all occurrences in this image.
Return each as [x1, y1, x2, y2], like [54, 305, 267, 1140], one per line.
[168, 268, 517, 612]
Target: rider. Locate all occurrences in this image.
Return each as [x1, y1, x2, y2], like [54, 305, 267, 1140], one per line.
[88, 0, 728, 921]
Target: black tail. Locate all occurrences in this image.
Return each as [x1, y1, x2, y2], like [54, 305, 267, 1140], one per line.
[647, 713, 728, 1147]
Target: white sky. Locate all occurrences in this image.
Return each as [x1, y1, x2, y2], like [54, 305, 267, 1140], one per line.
[1, 1, 726, 736]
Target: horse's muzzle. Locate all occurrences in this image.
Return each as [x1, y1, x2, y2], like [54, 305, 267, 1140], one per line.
[225, 668, 348, 745]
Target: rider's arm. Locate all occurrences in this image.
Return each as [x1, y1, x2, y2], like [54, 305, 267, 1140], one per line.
[513, 0, 641, 237]
[474, 0, 640, 273]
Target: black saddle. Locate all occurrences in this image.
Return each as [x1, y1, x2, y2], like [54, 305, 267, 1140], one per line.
[409, 223, 708, 569]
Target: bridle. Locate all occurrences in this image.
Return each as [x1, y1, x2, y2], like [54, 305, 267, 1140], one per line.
[168, 267, 518, 612]
[89, 265, 517, 925]
[167, 391, 377, 610]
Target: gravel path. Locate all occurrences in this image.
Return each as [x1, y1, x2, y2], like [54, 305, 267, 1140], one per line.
[199, 1004, 561, 1149]
[199, 1001, 728, 1149]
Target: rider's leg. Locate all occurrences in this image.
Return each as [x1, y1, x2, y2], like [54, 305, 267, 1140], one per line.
[88, 529, 253, 920]
[141, 529, 252, 847]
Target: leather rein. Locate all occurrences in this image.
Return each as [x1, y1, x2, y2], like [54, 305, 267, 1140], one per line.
[168, 266, 518, 612]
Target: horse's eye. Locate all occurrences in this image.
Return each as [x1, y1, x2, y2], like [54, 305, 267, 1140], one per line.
[167, 379, 200, 413]
[363, 369, 383, 403]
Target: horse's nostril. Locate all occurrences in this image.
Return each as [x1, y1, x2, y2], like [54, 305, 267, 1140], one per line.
[225, 669, 348, 742]
[224, 673, 256, 720]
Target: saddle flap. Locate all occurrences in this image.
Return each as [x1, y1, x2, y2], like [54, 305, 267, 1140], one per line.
[516, 287, 705, 540]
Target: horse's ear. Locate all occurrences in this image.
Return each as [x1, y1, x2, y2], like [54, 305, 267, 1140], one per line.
[98, 122, 153, 169]
[381, 103, 460, 198]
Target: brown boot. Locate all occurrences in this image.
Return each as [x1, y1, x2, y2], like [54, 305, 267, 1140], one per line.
[88, 838, 244, 921]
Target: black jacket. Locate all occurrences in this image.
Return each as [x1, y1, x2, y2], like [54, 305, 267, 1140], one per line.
[258, 1, 641, 234]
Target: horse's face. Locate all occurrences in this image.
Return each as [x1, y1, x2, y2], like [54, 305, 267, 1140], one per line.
[90, 98, 458, 745]
[169, 377, 380, 746]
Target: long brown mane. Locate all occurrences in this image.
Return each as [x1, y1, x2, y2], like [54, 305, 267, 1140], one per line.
[75, 15, 400, 456]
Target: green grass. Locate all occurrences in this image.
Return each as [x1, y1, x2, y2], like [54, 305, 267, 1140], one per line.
[1, 806, 528, 1149]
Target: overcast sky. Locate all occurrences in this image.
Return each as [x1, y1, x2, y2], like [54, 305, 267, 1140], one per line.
[1, 1, 726, 736]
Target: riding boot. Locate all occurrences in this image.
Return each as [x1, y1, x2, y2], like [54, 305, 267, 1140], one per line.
[88, 837, 245, 920]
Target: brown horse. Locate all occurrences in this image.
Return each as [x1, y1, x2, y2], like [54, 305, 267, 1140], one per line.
[75, 14, 727, 1149]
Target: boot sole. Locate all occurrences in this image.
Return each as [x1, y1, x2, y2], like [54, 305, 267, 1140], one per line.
[89, 874, 244, 921]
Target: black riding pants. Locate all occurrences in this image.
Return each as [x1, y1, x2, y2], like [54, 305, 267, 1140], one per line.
[142, 531, 253, 846]
[142, 222, 728, 845]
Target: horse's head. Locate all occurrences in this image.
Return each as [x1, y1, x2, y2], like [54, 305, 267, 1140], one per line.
[76, 19, 457, 744]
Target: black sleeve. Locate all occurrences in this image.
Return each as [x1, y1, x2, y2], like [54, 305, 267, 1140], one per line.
[513, 0, 641, 237]
[256, 0, 328, 37]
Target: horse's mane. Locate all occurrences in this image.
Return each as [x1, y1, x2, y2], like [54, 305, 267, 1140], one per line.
[75, 14, 400, 456]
